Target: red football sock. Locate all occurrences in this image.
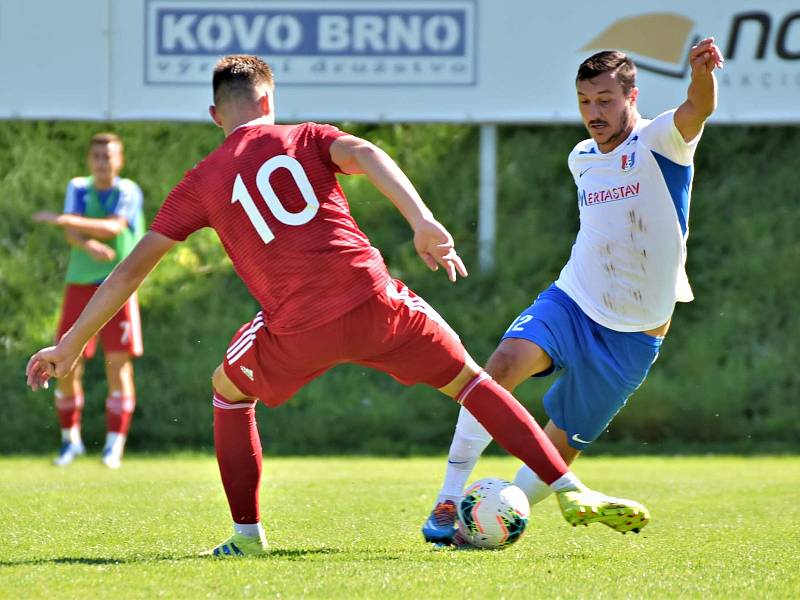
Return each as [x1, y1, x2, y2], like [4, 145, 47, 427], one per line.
[213, 391, 262, 524]
[458, 372, 568, 485]
[55, 392, 84, 429]
[106, 393, 136, 435]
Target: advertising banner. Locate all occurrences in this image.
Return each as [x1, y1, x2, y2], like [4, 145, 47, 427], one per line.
[0, 0, 797, 123]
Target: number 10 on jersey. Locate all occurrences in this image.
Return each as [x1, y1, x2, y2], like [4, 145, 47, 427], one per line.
[231, 155, 320, 244]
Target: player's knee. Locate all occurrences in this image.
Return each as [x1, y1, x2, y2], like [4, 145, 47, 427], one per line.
[485, 347, 523, 388]
[211, 363, 250, 401]
[67, 358, 85, 380]
[438, 354, 481, 398]
[61, 365, 82, 387]
[485, 340, 550, 389]
[211, 364, 227, 390]
[105, 352, 132, 371]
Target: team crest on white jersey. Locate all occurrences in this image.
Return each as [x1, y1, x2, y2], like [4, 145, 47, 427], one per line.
[621, 151, 636, 171]
[240, 365, 254, 381]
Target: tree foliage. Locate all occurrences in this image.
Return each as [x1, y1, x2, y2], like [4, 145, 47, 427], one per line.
[1, 120, 797, 453]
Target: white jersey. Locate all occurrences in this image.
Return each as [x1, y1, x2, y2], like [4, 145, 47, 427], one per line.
[555, 110, 700, 332]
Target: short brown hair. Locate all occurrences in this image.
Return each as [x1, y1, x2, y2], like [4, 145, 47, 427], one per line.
[213, 55, 274, 105]
[576, 51, 637, 96]
[89, 132, 123, 153]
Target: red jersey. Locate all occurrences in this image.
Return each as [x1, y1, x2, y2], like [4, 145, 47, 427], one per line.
[150, 120, 391, 334]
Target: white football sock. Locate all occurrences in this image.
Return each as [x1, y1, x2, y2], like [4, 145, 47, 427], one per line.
[62, 426, 82, 445]
[104, 432, 126, 456]
[437, 406, 493, 502]
[513, 464, 554, 506]
[234, 521, 265, 539]
[549, 471, 584, 493]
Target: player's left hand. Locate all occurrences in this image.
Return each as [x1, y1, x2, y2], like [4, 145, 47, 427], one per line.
[413, 219, 468, 282]
[32, 211, 60, 225]
[689, 37, 724, 75]
[26, 345, 80, 391]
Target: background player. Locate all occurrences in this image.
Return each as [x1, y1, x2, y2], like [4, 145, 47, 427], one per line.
[32, 133, 144, 469]
[27, 55, 649, 557]
[423, 39, 724, 544]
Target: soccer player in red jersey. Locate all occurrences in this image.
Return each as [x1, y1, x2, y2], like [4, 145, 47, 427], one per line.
[27, 55, 649, 556]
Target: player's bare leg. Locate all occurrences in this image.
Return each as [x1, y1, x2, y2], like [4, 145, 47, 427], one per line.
[487, 339, 582, 504]
[201, 364, 268, 557]
[101, 352, 136, 468]
[53, 359, 85, 466]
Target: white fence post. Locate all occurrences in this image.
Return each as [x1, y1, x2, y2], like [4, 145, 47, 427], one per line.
[478, 123, 498, 274]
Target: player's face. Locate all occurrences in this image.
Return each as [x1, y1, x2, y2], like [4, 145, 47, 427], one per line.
[88, 142, 124, 186]
[577, 71, 638, 153]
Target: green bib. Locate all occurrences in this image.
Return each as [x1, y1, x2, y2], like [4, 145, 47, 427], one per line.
[64, 177, 145, 284]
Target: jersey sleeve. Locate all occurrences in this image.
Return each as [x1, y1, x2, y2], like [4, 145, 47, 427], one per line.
[113, 180, 144, 226]
[63, 178, 81, 213]
[566, 144, 582, 183]
[567, 139, 597, 185]
[150, 171, 208, 241]
[638, 109, 701, 166]
[310, 122, 349, 172]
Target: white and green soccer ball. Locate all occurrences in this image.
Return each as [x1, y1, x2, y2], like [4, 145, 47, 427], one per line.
[457, 477, 530, 549]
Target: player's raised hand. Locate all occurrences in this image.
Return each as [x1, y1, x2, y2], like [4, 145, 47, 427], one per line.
[26, 345, 80, 391]
[413, 218, 468, 282]
[689, 37, 724, 75]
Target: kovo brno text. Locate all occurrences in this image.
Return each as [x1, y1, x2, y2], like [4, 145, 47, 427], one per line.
[158, 11, 466, 55]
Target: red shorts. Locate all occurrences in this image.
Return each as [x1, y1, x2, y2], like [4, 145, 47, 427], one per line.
[223, 279, 466, 407]
[56, 284, 143, 359]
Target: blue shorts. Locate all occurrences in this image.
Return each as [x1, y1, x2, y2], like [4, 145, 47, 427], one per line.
[502, 284, 663, 450]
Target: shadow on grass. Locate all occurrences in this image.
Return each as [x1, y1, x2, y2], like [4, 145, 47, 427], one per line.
[0, 556, 179, 567]
[0, 547, 352, 567]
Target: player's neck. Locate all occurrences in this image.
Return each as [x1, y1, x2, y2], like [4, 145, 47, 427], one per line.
[598, 111, 639, 154]
[224, 112, 275, 137]
[92, 176, 116, 190]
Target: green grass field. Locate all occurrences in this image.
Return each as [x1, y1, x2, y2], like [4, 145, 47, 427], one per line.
[1, 455, 798, 599]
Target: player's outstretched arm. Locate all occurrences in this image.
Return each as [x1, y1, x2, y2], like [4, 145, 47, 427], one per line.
[674, 37, 724, 142]
[26, 231, 176, 390]
[32, 211, 127, 239]
[329, 135, 468, 282]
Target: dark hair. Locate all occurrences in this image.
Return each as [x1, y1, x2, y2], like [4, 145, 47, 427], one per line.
[88, 132, 123, 153]
[212, 54, 275, 105]
[576, 51, 637, 96]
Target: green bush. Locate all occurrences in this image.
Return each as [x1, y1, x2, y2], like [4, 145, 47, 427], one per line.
[1, 120, 798, 453]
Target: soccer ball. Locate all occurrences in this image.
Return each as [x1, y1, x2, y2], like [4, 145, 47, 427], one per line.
[457, 478, 530, 549]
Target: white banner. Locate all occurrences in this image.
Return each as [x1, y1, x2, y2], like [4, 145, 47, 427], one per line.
[1, 0, 798, 123]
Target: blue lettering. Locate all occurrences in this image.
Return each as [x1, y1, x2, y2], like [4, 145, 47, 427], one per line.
[156, 9, 467, 56]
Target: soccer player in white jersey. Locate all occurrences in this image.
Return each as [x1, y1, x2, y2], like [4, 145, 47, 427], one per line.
[422, 38, 724, 545]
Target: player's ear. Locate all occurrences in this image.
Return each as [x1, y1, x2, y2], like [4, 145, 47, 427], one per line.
[258, 92, 272, 117]
[209, 105, 223, 129]
[628, 86, 639, 107]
